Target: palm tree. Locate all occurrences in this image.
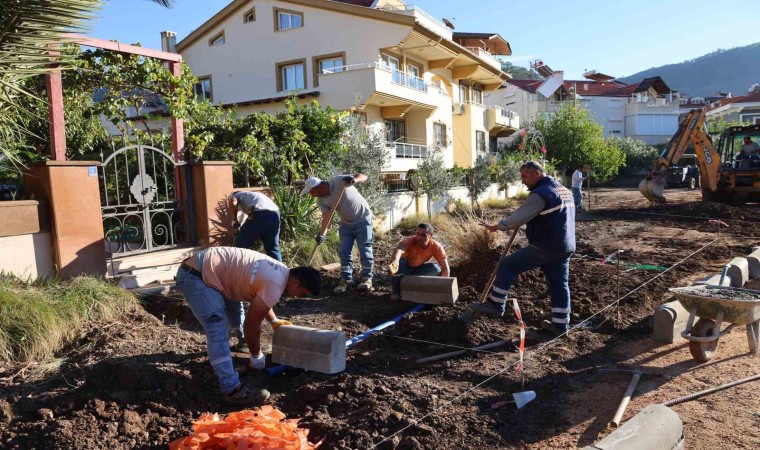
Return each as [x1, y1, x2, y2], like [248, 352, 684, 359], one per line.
[0, 0, 175, 164]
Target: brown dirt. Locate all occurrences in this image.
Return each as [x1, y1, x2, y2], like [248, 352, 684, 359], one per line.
[1, 187, 759, 449]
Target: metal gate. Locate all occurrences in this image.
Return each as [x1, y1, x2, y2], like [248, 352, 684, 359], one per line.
[100, 143, 190, 256]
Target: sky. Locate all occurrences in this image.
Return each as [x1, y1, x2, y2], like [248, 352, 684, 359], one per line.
[89, 0, 759, 80]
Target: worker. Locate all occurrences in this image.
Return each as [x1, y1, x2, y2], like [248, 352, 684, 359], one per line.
[388, 223, 450, 301]
[470, 161, 576, 336]
[740, 136, 760, 158]
[302, 174, 374, 293]
[176, 247, 321, 405]
[571, 164, 590, 211]
[227, 190, 282, 351]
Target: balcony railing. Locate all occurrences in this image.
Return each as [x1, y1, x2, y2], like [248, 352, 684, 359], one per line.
[321, 62, 434, 94]
[489, 105, 517, 119]
[464, 46, 502, 69]
[378, 5, 453, 40]
[386, 137, 429, 159]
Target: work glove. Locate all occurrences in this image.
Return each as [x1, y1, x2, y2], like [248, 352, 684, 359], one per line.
[271, 319, 293, 330]
[249, 353, 266, 370]
[315, 234, 326, 245]
[342, 175, 355, 185]
[388, 262, 399, 275]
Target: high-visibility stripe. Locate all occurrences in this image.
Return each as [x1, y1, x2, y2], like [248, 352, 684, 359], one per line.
[552, 317, 569, 324]
[489, 294, 507, 304]
[492, 285, 509, 295]
[551, 307, 570, 314]
[210, 356, 232, 366]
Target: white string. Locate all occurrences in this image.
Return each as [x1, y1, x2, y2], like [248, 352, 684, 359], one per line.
[381, 335, 507, 355]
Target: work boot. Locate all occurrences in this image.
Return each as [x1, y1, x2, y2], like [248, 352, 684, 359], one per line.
[334, 279, 356, 294]
[357, 278, 373, 292]
[540, 320, 568, 337]
[469, 300, 505, 317]
[223, 384, 270, 406]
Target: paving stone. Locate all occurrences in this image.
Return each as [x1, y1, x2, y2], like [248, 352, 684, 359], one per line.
[272, 326, 346, 374]
[400, 276, 459, 305]
[653, 300, 691, 344]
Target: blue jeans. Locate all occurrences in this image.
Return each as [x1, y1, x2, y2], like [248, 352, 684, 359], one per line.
[175, 266, 240, 394]
[391, 258, 442, 294]
[488, 245, 573, 329]
[233, 210, 282, 261]
[339, 217, 374, 281]
[572, 187, 583, 210]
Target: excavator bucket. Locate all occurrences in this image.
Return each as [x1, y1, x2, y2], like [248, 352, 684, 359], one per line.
[639, 175, 666, 204]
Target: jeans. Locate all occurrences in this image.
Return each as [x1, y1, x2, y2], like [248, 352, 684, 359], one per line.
[488, 245, 573, 329]
[339, 217, 374, 281]
[175, 266, 239, 394]
[233, 210, 282, 261]
[572, 187, 583, 210]
[391, 258, 442, 294]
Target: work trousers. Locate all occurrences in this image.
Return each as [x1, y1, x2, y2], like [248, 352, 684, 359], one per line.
[339, 217, 374, 281]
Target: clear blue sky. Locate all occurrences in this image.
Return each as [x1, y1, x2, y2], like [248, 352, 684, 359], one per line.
[89, 0, 758, 79]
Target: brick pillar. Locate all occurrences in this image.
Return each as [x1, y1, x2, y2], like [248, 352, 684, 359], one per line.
[189, 162, 234, 247]
[24, 161, 106, 279]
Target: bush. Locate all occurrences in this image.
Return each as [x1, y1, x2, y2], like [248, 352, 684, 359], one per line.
[0, 276, 137, 362]
[609, 137, 658, 174]
[467, 155, 493, 209]
[272, 187, 318, 240]
[481, 197, 518, 209]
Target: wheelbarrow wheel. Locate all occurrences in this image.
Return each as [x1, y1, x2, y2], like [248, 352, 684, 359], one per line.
[689, 318, 719, 362]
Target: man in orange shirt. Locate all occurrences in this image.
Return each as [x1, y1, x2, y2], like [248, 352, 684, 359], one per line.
[388, 223, 450, 301]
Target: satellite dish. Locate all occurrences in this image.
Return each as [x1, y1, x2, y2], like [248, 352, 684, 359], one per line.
[443, 18, 455, 29]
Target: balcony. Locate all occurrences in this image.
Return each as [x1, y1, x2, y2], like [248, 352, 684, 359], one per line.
[387, 137, 430, 159]
[317, 62, 440, 111]
[378, 5, 453, 40]
[486, 106, 519, 135]
[464, 47, 502, 71]
[625, 100, 678, 116]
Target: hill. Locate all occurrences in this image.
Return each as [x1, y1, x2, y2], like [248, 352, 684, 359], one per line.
[618, 42, 760, 97]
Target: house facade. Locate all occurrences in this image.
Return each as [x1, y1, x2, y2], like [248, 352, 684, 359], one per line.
[489, 68, 679, 145]
[165, 0, 518, 172]
[705, 92, 760, 125]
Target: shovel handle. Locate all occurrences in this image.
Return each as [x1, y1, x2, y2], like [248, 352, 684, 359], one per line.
[308, 182, 348, 266]
[478, 227, 520, 302]
[610, 372, 641, 427]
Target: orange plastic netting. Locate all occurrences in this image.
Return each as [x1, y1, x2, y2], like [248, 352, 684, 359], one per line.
[168, 405, 320, 450]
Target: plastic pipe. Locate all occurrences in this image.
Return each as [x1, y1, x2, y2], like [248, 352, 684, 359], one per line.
[267, 304, 425, 376]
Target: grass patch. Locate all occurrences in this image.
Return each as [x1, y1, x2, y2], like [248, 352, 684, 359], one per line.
[281, 232, 341, 267]
[395, 213, 456, 234]
[481, 197, 519, 210]
[0, 276, 138, 362]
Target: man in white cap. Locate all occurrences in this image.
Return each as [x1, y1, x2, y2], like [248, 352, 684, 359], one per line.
[302, 173, 374, 293]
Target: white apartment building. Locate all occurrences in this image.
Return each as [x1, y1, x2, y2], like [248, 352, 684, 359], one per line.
[163, 0, 518, 172]
[488, 68, 679, 145]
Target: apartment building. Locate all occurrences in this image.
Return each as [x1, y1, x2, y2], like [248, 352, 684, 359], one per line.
[489, 67, 679, 145]
[705, 91, 760, 125]
[163, 0, 518, 171]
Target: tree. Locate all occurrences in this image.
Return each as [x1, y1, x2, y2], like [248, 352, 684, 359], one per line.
[533, 104, 626, 181]
[499, 61, 541, 80]
[608, 137, 658, 174]
[416, 147, 454, 217]
[706, 116, 750, 135]
[467, 155, 492, 209]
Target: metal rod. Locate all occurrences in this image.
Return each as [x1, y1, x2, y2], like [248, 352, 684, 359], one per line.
[663, 373, 760, 407]
[415, 339, 509, 364]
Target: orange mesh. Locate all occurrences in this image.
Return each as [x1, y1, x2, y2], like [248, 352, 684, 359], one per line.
[169, 406, 321, 450]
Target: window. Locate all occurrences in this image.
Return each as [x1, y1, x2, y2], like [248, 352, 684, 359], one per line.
[459, 83, 469, 103]
[380, 54, 400, 71]
[277, 60, 306, 91]
[243, 8, 255, 23]
[208, 31, 225, 46]
[384, 119, 405, 144]
[275, 8, 303, 31]
[433, 122, 447, 148]
[476, 131, 486, 152]
[472, 89, 483, 105]
[194, 77, 212, 101]
[313, 52, 345, 86]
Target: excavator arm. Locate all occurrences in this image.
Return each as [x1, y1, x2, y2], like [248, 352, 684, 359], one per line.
[639, 109, 721, 203]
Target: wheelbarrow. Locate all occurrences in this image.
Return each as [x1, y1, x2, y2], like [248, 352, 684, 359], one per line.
[669, 285, 760, 362]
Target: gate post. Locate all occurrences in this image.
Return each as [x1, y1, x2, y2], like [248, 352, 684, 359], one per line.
[189, 161, 234, 247]
[24, 161, 107, 279]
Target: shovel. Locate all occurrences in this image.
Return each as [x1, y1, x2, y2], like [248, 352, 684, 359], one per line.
[308, 182, 348, 266]
[458, 226, 520, 325]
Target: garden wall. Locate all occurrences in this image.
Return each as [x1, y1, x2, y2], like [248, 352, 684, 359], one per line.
[0, 200, 54, 280]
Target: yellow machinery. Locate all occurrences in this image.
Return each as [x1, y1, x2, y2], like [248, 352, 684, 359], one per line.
[640, 109, 760, 204]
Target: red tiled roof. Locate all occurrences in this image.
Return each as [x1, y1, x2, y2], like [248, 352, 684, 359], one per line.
[507, 79, 543, 93]
[706, 92, 760, 111]
[330, 0, 375, 7]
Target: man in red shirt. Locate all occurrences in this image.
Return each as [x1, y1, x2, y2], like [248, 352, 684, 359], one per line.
[388, 223, 450, 301]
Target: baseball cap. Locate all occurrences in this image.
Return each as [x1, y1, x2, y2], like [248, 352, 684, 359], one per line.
[300, 176, 322, 196]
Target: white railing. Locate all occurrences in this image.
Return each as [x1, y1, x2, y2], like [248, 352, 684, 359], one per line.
[321, 61, 448, 95]
[466, 100, 486, 109]
[395, 142, 429, 159]
[378, 5, 453, 39]
[489, 105, 517, 119]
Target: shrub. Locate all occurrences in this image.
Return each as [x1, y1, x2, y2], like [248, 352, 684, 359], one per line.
[272, 186, 318, 240]
[481, 197, 518, 209]
[0, 276, 137, 362]
[467, 155, 493, 209]
[609, 137, 658, 174]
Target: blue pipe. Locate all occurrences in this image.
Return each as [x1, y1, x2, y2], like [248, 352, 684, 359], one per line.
[267, 304, 425, 376]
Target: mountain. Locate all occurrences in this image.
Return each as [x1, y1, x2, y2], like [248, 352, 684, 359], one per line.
[618, 42, 760, 97]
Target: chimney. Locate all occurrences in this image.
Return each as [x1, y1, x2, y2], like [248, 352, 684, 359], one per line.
[160, 31, 177, 53]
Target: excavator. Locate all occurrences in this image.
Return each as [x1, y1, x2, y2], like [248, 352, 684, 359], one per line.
[639, 109, 760, 204]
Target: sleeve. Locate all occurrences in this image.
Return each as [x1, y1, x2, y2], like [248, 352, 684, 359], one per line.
[497, 193, 545, 230]
[433, 242, 447, 265]
[317, 197, 331, 213]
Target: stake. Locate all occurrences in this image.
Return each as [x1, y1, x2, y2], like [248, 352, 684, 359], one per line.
[307, 182, 347, 266]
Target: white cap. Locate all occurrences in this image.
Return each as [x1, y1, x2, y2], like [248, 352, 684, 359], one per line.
[300, 176, 322, 195]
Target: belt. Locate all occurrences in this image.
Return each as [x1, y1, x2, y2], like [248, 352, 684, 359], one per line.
[180, 262, 202, 278]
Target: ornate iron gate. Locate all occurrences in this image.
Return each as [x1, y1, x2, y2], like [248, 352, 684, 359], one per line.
[100, 143, 190, 256]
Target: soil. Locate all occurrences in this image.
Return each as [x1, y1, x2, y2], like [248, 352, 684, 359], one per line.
[1, 187, 759, 449]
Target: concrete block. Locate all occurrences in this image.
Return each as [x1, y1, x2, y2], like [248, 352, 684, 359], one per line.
[271, 326, 346, 374]
[400, 276, 459, 305]
[653, 300, 691, 343]
[693, 273, 731, 287]
[747, 249, 760, 279]
[582, 404, 683, 450]
[726, 257, 749, 287]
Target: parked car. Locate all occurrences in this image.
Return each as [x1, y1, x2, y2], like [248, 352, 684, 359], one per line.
[665, 154, 700, 190]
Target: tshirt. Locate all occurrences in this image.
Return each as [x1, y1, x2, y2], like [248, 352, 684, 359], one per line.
[400, 236, 447, 268]
[741, 141, 760, 156]
[198, 247, 289, 308]
[571, 170, 585, 189]
[317, 175, 372, 224]
[232, 191, 279, 215]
